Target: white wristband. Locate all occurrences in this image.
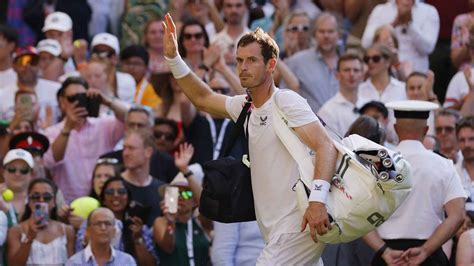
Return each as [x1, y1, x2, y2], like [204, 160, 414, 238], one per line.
[164, 55, 191, 79]
[308, 179, 331, 204]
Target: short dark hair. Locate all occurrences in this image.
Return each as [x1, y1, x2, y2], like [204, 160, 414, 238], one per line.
[21, 178, 59, 222]
[456, 116, 474, 136]
[337, 53, 362, 71]
[435, 108, 462, 123]
[57, 76, 89, 98]
[0, 25, 18, 46]
[154, 118, 179, 139]
[120, 45, 150, 65]
[345, 115, 386, 144]
[359, 101, 389, 119]
[406, 71, 427, 81]
[237, 28, 279, 64]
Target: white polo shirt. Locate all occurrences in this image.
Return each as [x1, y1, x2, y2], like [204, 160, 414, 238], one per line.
[377, 140, 467, 239]
[455, 160, 473, 200]
[444, 67, 472, 108]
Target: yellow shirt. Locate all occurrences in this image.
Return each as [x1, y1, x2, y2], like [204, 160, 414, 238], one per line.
[134, 79, 162, 107]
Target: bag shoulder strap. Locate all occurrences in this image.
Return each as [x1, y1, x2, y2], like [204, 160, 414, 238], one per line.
[219, 96, 252, 158]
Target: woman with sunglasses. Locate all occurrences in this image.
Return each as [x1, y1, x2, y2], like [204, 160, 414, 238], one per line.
[75, 177, 158, 265]
[7, 178, 75, 265]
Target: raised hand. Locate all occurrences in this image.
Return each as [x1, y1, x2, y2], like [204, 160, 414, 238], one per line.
[174, 143, 195, 172]
[64, 101, 88, 130]
[161, 13, 179, 59]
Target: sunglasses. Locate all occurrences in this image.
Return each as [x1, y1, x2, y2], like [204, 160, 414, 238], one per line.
[435, 126, 455, 134]
[212, 87, 230, 95]
[183, 33, 204, 40]
[15, 55, 39, 67]
[29, 192, 53, 202]
[104, 187, 127, 196]
[66, 93, 86, 103]
[363, 55, 384, 64]
[6, 166, 30, 175]
[287, 24, 309, 33]
[97, 157, 119, 165]
[180, 190, 193, 200]
[91, 50, 115, 59]
[154, 131, 175, 141]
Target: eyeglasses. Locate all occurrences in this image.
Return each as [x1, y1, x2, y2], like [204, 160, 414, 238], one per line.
[90, 220, 115, 228]
[104, 187, 127, 196]
[180, 190, 193, 200]
[154, 131, 175, 141]
[183, 33, 204, 40]
[29, 192, 53, 202]
[435, 126, 455, 134]
[212, 87, 230, 95]
[287, 24, 309, 33]
[363, 55, 383, 64]
[97, 157, 119, 165]
[14, 55, 39, 67]
[6, 166, 30, 175]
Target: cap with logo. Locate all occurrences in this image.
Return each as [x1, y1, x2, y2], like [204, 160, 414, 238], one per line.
[9, 132, 50, 156]
[91, 33, 120, 55]
[13, 46, 39, 61]
[3, 149, 34, 168]
[386, 100, 439, 120]
[42, 12, 73, 33]
[37, 39, 62, 57]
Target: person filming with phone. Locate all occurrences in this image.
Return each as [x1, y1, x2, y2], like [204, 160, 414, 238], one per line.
[43, 76, 129, 203]
[6, 178, 75, 265]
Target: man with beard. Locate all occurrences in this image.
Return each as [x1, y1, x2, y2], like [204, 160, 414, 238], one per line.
[283, 12, 340, 112]
[455, 116, 474, 201]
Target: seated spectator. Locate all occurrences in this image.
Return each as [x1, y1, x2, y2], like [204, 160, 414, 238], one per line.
[373, 24, 412, 81]
[0, 25, 18, 90]
[120, 45, 162, 110]
[43, 76, 128, 203]
[451, 4, 474, 69]
[435, 108, 463, 163]
[42, 12, 75, 74]
[90, 32, 136, 103]
[154, 118, 179, 154]
[121, 129, 166, 226]
[362, 0, 440, 72]
[179, 19, 210, 74]
[7, 178, 75, 265]
[66, 208, 136, 265]
[36, 39, 65, 82]
[9, 132, 51, 180]
[75, 178, 158, 265]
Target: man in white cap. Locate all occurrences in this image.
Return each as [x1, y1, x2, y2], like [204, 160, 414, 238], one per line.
[363, 100, 466, 266]
[90, 32, 135, 103]
[42, 12, 75, 74]
[37, 39, 64, 82]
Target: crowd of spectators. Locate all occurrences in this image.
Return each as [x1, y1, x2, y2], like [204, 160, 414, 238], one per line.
[0, 0, 474, 265]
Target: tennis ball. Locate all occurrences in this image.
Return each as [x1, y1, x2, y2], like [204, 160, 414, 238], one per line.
[2, 189, 14, 202]
[70, 197, 100, 219]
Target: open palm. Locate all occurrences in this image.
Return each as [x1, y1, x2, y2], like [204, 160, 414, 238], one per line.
[162, 13, 179, 59]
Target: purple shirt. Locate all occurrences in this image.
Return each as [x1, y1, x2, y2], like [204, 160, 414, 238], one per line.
[43, 117, 124, 203]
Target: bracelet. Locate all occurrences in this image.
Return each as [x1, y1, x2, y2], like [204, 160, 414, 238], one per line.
[198, 64, 210, 72]
[134, 237, 144, 245]
[308, 179, 331, 204]
[164, 55, 191, 79]
[376, 243, 388, 257]
[183, 170, 193, 178]
[61, 128, 71, 137]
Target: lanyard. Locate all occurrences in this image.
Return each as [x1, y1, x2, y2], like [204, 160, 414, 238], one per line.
[8, 203, 17, 225]
[205, 115, 230, 160]
[186, 219, 195, 266]
[135, 79, 148, 104]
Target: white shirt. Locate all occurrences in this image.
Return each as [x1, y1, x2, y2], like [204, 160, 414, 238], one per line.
[0, 79, 61, 123]
[0, 68, 17, 90]
[455, 160, 473, 200]
[116, 71, 136, 103]
[377, 140, 467, 239]
[317, 92, 365, 138]
[225, 88, 317, 241]
[444, 67, 472, 108]
[361, 0, 440, 72]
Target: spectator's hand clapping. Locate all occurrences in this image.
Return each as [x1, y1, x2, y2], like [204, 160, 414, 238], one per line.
[162, 14, 179, 59]
[174, 143, 194, 173]
[393, 2, 413, 27]
[203, 43, 222, 70]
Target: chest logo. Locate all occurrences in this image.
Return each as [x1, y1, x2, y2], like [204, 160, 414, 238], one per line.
[260, 116, 268, 126]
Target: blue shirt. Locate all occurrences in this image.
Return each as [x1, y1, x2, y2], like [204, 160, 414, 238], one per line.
[66, 244, 137, 266]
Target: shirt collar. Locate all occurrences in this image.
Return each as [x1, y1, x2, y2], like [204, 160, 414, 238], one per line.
[84, 244, 116, 263]
[397, 139, 426, 150]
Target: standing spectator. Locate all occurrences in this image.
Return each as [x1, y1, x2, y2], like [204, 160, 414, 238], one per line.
[186, 0, 225, 39]
[362, 0, 440, 72]
[435, 109, 463, 163]
[6, 0, 36, 46]
[7, 178, 75, 265]
[317, 53, 365, 137]
[449, 0, 474, 70]
[66, 208, 136, 265]
[43, 76, 128, 203]
[154, 118, 179, 153]
[0, 25, 18, 90]
[280, 11, 312, 59]
[283, 12, 340, 112]
[179, 19, 210, 72]
[120, 45, 162, 109]
[36, 39, 65, 82]
[121, 129, 166, 227]
[455, 116, 474, 200]
[144, 18, 169, 75]
[364, 100, 466, 265]
[90, 32, 136, 104]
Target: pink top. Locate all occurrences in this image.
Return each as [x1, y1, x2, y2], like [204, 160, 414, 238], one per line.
[43, 117, 124, 203]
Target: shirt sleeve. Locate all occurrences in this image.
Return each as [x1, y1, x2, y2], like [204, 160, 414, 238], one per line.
[444, 71, 469, 108]
[406, 5, 440, 55]
[211, 222, 240, 266]
[361, 4, 385, 48]
[444, 162, 468, 204]
[274, 90, 318, 128]
[0, 211, 7, 245]
[225, 95, 247, 122]
[42, 125, 65, 168]
[98, 116, 125, 148]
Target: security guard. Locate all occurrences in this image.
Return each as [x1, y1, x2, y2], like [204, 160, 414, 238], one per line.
[363, 100, 466, 266]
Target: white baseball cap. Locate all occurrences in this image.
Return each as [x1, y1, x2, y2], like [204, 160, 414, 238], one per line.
[42, 12, 73, 33]
[37, 39, 62, 57]
[3, 149, 34, 168]
[91, 33, 120, 55]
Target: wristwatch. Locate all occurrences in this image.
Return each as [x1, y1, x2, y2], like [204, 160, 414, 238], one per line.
[183, 170, 193, 178]
[134, 237, 144, 245]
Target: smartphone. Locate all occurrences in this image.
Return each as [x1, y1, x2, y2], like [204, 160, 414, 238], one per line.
[17, 94, 34, 121]
[87, 95, 100, 117]
[164, 186, 179, 214]
[128, 200, 151, 223]
[34, 202, 49, 226]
